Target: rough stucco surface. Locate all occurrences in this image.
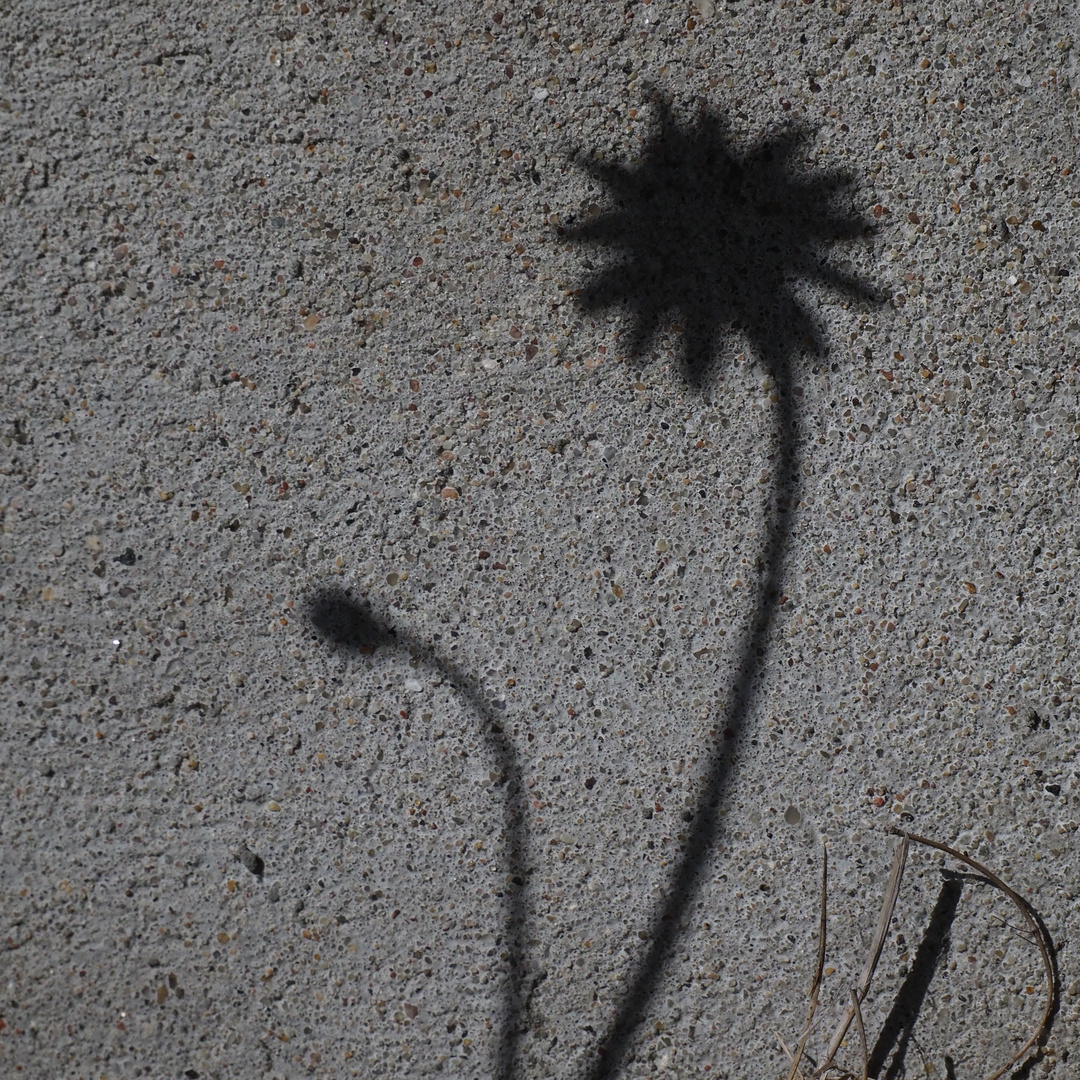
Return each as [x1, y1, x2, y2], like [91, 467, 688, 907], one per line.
[3, 2, 1080, 1077]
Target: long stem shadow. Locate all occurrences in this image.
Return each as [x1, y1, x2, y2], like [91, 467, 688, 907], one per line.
[584, 339, 801, 1080]
[304, 590, 531, 1080]
[565, 97, 882, 1079]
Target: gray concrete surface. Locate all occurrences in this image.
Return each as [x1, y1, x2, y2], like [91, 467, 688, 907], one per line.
[4, 2, 1080, 1077]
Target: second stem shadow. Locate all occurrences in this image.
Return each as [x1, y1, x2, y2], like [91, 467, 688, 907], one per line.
[305, 590, 531, 1080]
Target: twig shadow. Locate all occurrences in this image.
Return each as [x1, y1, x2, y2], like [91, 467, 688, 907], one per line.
[868, 870, 963, 1079]
[1007, 892, 1060, 1080]
[869, 869, 1060, 1080]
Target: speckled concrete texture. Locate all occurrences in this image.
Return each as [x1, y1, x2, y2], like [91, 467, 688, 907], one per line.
[4, 2, 1080, 1078]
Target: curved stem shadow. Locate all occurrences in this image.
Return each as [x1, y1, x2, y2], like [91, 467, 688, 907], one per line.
[997, 876, 1058, 1080]
[308, 100, 881, 1080]
[305, 591, 530, 1080]
[583, 343, 801, 1080]
[1001, 883, 1060, 1080]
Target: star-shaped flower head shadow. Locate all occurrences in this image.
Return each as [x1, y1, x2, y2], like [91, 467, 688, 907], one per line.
[567, 96, 882, 387]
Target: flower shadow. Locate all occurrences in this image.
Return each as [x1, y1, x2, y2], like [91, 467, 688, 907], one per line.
[305, 97, 885, 1080]
[565, 96, 884, 1080]
[566, 94, 882, 387]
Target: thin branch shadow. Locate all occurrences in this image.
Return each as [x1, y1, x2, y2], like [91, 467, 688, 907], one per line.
[565, 94, 882, 1079]
[304, 589, 531, 1080]
[869, 870, 1060, 1080]
[869, 871, 963, 1079]
[1007, 887, 1060, 1080]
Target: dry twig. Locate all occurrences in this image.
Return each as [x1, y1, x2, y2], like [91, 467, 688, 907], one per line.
[780, 831, 1053, 1080]
[784, 849, 828, 1080]
[901, 832, 1054, 1080]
